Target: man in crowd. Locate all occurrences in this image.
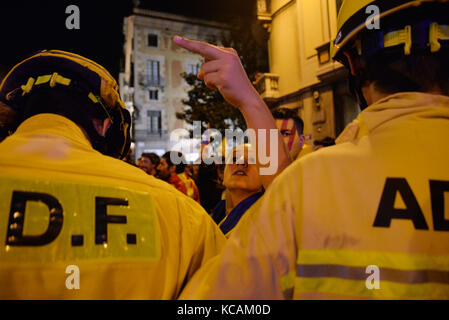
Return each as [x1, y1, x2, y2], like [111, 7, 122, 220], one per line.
[156, 152, 201, 204]
[157, 151, 188, 195]
[0, 50, 225, 299]
[272, 108, 305, 161]
[175, 0, 449, 299]
[137, 152, 160, 176]
[178, 166, 201, 204]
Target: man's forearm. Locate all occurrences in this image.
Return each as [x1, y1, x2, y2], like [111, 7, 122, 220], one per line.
[239, 93, 291, 189]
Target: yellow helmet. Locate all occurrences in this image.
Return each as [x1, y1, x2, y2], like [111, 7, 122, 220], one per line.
[0, 50, 131, 159]
[332, 0, 449, 62]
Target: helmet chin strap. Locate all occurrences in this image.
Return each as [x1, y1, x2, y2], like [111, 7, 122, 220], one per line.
[77, 117, 109, 156]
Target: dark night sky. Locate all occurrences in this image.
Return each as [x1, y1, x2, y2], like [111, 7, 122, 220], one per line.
[0, 0, 256, 80]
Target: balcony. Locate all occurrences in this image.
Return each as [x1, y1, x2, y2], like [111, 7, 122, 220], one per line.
[138, 73, 165, 89]
[257, 0, 272, 25]
[257, 0, 272, 33]
[254, 73, 279, 99]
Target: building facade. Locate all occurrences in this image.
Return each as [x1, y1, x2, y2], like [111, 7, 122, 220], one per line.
[256, 0, 359, 145]
[120, 9, 228, 160]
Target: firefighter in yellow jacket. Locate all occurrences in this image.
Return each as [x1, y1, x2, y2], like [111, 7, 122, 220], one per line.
[175, 0, 449, 299]
[0, 50, 225, 299]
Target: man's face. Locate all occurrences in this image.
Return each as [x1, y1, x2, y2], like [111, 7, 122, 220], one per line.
[157, 157, 171, 180]
[275, 118, 304, 160]
[137, 156, 154, 174]
[223, 145, 263, 193]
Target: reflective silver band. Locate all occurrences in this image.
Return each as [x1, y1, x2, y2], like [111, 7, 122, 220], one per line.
[297, 264, 449, 285]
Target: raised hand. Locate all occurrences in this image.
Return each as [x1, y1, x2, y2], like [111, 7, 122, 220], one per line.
[173, 35, 261, 110]
[173, 36, 291, 183]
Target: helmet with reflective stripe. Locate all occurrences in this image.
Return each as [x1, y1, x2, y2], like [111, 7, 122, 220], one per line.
[332, 0, 449, 63]
[0, 50, 131, 159]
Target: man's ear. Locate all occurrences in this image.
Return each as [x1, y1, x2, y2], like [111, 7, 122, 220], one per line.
[93, 118, 112, 137]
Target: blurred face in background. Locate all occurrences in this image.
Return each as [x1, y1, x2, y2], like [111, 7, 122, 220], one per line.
[137, 156, 155, 175]
[275, 118, 305, 160]
[223, 144, 263, 194]
[157, 157, 172, 180]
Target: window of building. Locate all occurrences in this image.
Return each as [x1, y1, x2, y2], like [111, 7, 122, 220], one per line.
[146, 60, 160, 86]
[187, 63, 200, 75]
[148, 89, 159, 100]
[147, 34, 158, 47]
[147, 110, 162, 135]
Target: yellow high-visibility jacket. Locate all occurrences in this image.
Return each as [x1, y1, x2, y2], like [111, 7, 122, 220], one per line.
[0, 114, 225, 299]
[297, 143, 313, 159]
[179, 92, 449, 299]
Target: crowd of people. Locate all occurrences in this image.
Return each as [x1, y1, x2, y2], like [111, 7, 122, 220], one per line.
[129, 104, 331, 237]
[132, 84, 323, 234]
[0, 0, 448, 299]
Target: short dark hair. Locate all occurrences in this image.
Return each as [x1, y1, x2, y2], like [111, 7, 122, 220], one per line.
[141, 152, 160, 167]
[272, 108, 304, 134]
[24, 86, 107, 122]
[162, 151, 186, 174]
[354, 52, 449, 96]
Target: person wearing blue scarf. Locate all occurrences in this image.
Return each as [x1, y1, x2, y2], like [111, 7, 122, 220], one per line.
[212, 191, 264, 235]
[212, 144, 265, 237]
